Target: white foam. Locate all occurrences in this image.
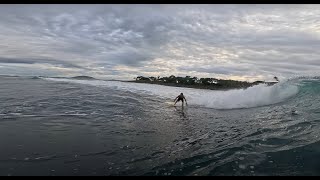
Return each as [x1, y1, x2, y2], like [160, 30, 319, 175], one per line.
[45, 78, 299, 109]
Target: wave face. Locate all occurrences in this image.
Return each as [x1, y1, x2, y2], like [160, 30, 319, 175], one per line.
[43, 77, 317, 110]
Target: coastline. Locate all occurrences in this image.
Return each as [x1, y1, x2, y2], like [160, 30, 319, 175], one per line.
[7, 75, 278, 90]
[120, 80, 276, 91]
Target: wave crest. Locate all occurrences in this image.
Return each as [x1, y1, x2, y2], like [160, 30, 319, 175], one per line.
[44, 77, 301, 109]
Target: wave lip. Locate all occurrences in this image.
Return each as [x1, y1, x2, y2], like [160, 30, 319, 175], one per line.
[196, 82, 299, 109]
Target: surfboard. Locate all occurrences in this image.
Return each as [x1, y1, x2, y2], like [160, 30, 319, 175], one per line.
[165, 101, 176, 107]
[165, 101, 189, 108]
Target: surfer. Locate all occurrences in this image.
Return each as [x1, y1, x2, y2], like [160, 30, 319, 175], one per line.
[174, 93, 188, 106]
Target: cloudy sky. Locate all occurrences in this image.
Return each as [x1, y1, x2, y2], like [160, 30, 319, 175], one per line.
[0, 4, 320, 81]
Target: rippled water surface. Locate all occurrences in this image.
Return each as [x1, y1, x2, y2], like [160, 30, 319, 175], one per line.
[1, 76, 320, 176]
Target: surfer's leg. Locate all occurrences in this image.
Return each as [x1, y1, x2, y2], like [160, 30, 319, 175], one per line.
[173, 99, 178, 106]
[174, 99, 181, 106]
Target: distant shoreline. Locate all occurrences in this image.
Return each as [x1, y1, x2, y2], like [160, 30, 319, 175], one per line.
[0, 75, 278, 90]
[121, 80, 235, 90]
[128, 75, 280, 90]
[121, 80, 278, 90]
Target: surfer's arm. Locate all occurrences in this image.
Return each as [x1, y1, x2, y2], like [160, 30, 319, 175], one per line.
[174, 96, 178, 102]
[184, 97, 188, 105]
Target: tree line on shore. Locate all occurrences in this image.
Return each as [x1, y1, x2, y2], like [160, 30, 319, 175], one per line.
[134, 75, 277, 89]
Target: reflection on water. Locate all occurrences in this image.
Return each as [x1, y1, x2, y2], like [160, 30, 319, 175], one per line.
[174, 106, 188, 119]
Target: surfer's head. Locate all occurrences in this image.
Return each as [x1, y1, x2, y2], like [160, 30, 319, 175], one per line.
[181, 93, 183, 95]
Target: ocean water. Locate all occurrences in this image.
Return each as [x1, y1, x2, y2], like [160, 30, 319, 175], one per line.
[1, 75, 320, 176]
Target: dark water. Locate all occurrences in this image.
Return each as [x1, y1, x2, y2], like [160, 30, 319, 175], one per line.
[1, 76, 320, 176]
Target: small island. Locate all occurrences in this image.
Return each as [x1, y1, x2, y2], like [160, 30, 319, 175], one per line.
[71, 76, 96, 80]
[126, 75, 278, 90]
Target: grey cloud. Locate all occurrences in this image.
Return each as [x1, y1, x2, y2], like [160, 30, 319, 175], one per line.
[0, 5, 320, 80]
[104, 49, 153, 67]
[179, 66, 252, 75]
[0, 57, 87, 70]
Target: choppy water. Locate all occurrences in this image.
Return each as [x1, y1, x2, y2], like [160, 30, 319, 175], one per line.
[1, 75, 320, 176]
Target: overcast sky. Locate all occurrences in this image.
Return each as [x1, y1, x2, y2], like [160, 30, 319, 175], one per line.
[0, 4, 319, 81]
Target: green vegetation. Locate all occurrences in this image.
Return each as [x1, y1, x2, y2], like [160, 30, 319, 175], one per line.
[130, 75, 277, 90]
